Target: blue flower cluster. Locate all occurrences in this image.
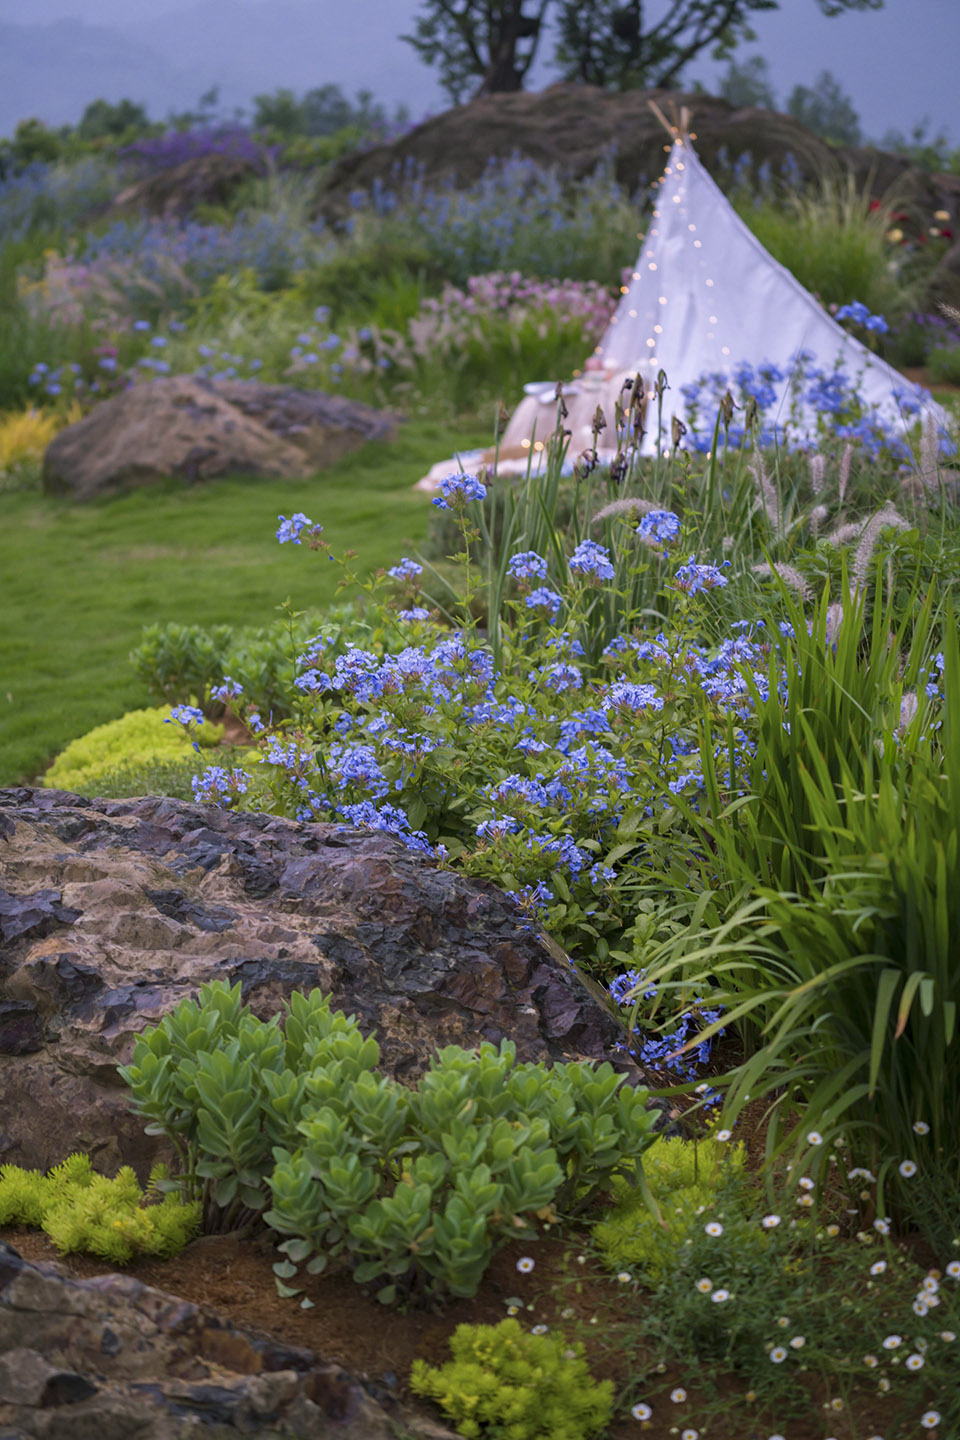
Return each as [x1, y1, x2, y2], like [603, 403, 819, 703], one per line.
[431, 472, 487, 510]
[836, 300, 888, 334]
[568, 539, 615, 582]
[276, 513, 320, 545]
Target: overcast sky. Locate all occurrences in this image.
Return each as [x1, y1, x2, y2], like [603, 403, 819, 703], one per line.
[0, 0, 955, 145]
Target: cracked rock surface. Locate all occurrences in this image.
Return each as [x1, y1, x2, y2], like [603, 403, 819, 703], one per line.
[0, 788, 633, 1176]
[0, 1237, 459, 1439]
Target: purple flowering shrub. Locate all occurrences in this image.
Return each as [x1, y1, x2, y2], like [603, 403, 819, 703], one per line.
[117, 127, 272, 177]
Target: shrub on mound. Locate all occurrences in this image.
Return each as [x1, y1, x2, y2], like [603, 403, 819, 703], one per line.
[43, 704, 226, 795]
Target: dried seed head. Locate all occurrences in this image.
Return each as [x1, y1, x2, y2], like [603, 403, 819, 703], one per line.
[752, 562, 812, 601]
[852, 505, 910, 588]
[808, 453, 826, 494]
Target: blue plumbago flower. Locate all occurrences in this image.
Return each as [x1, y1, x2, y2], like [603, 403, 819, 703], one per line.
[674, 555, 730, 595]
[294, 669, 330, 694]
[261, 738, 318, 786]
[476, 815, 520, 839]
[166, 702, 205, 752]
[431, 472, 487, 510]
[328, 742, 388, 797]
[133, 319, 151, 331]
[276, 512, 320, 545]
[524, 587, 564, 616]
[568, 538, 615, 582]
[337, 800, 432, 854]
[388, 557, 423, 580]
[211, 676, 243, 702]
[151, 335, 168, 348]
[398, 606, 432, 622]
[636, 510, 682, 546]
[545, 631, 585, 658]
[606, 681, 664, 713]
[836, 300, 888, 334]
[506, 550, 549, 582]
[167, 704, 204, 728]
[608, 970, 658, 1005]
[505, 880, 554, 918]
[541, 662, 584, 692]
[191, 766, 249, 805]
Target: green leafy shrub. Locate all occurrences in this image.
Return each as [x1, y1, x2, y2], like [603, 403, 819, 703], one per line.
[592, 1135, 750, 1281]
[43, 704, 224, 794]
[0, 1152, 201, 1263]
[130, 602, 382, 719]
[928, 344, 960, 387]
[409, 1318, 613, 1440]
[118, 980, 659, 1305]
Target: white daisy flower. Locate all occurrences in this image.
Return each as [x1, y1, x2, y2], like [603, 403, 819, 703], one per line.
[921, 1413, 941, 1429]
[769, 1346, 787, 1363]
[762, 1214, 781, 1229]
[913, 1121, 930, 1135]
[715, 1129, 732, 1141]
[631, 1401, 652, 1421]
[848, 1166, 876, 1182]
[905, 1353, 925, 1370]
[923, 1276, 940, 1293]
[939, 1330, 956, 1342]
[516, 1257, 535, 1273]
[796, 1194, 814, 1207]
[799, 1175, 815, 1190]
[682, 1430, 699, 1440]
[807, 1131, 824, 1146]
[825, 1224, 840, 1236]
[913, 1299, 930, 1317]
[829, 1397, 844, 1411]
[696, 1278, 712, 1293]
[670, 1387, 687, 1403]
[531, 1324, 548, 1335]
[617, 1272, 633, 1284]
[946, 1260, 960, 1279]
[899, 1159, 918, 1178]
[882, 1334, 902, 1349]
[874, 1218, 891, 1235]
[711, 1289, 730, 1303]
[705, 1222, 723, 1237]
[870, 1260, 887, 1275]
[789, 1335, 805, 1348]
[863, 1354, 878, 1368]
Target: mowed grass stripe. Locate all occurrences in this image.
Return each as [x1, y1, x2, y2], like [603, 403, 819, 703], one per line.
[0, 418, 488, 785]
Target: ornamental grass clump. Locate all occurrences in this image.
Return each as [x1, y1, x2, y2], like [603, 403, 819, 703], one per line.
[635, 583, 960, 1222]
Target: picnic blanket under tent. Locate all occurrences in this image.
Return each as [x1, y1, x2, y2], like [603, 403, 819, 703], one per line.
[417, 111, 950, 492]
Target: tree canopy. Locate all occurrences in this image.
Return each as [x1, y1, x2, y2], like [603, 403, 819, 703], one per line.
[402, 0, 884, 102]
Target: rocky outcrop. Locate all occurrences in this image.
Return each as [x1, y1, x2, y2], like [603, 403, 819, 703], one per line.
[314, 84, 957, 238]
[0, 1238, 458, 1439]
[0, 788, 634, 1177]
[41, 378, 398, 500]
[110, 151, 266, 221]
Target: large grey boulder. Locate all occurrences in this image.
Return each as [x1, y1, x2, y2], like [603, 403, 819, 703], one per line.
[41, 377, 398, 501]
[0, 788, 634, 1178]
[0, 1238, 458, 1439]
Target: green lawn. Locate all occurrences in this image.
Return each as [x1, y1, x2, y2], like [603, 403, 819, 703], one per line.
[0, 417, 489, 786]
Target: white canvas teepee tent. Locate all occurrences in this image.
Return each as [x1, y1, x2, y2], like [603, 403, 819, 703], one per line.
[417, 119, 948, 488]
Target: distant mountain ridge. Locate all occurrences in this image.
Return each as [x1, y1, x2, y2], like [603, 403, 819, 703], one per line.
[0, 0, 438, 136]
